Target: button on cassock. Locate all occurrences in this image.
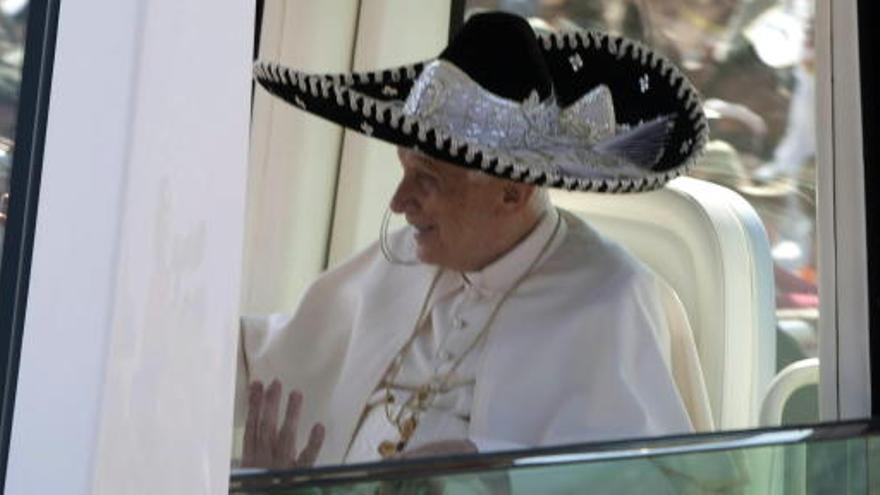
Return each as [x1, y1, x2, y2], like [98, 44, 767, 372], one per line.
[453, 316, 465, 330]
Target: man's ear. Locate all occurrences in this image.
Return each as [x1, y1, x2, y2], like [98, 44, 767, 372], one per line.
[499, 182, 535, 212]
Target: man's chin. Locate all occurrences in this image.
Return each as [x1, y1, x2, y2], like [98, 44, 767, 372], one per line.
[414, 245, 444, 267]
[414, 248, 435, 265]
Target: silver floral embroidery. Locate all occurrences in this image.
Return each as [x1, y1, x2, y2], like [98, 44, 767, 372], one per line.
[360, 121, 374, 136]
[639, 74, 650, 93]
[568, 53, 584, 72]
[382, 85, 398, 97]
[400, 60, 667, 179]
[294, 96, 306, 109]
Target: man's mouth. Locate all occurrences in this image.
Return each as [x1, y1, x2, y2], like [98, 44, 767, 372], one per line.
[411, 224, 436, 239]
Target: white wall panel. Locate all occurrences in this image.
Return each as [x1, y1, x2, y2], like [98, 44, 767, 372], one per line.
[5, 1, 143, 493]
[242, 0, 360, 314]
[7, 1, 254, 493]
[90, 0, 254, 492]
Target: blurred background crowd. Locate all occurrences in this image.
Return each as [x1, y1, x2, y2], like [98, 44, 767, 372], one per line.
[0, 0, 28, 243]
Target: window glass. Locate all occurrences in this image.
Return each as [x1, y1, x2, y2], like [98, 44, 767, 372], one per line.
[465, 0, 819, 425]
[232, 423, 876, 493]
[0, 0, 29, 252]
[239, 0, 826, 476]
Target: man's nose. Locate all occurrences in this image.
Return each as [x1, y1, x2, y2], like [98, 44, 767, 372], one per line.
[389, 176, 417, 214]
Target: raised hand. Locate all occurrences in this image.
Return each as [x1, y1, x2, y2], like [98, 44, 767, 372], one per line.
[241, 379, 325, 469]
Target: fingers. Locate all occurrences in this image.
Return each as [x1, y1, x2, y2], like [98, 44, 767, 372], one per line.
[257, 379, 282, 466]
[275, 390, 303, 466]
[242, 381, 264, 466]
[241, 380, 324, 469]
[296, 423, 325, 467]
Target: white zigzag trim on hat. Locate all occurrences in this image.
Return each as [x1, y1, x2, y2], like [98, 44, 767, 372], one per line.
[606, 37, 618, 56]
[388, 106, 402, 130]
[333, 86, 345, 106]
[316, 62, 426, 91]
[464, 145, 477, 164]
[361, 98, 374, 118]
[525, 168, 544, 184]
[493, 159, 509, 175]
[478, 153, 491, 170]
[617, 39, 634, 60]
[401, 115, 415, 135]
[433, 129, 445, 149]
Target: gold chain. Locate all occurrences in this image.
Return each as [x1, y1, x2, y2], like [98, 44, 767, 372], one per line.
[377, 211, 563, 458]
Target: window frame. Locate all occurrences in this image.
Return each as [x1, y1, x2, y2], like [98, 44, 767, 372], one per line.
[819, 0, 871, 420]
[858, 0, 880, 418]
[0, 0, 62, 487]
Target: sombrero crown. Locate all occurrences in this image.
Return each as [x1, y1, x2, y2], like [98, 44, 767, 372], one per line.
[254, 12, 708, 193]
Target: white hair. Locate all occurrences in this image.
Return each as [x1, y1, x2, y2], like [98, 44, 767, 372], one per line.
[529, 186, 551, 215]
[465, 168, 494, 185]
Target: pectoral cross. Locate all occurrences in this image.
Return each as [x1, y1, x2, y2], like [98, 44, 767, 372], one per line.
[378, 415, 418, 458]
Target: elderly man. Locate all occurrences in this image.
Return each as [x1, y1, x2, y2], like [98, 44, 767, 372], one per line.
[238, 12, 710, 468]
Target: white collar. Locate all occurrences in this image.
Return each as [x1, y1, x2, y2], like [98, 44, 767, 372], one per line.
[452, 207, 562, 296]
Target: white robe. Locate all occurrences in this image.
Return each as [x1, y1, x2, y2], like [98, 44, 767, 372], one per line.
[235, 210, 705, 466]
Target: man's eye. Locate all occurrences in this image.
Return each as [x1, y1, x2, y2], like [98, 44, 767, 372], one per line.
[417, 173, 439, 190]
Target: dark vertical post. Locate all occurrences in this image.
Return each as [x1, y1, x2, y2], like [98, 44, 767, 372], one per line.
[0, 0, 62, 487]
[251, 0, 265, 112]
[858, 0, 880, 417]
[449, 0, 466, 42]
[254, 0, 264, 61]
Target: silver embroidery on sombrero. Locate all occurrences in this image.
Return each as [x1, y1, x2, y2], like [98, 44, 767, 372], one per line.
[400, 60, 674, 180]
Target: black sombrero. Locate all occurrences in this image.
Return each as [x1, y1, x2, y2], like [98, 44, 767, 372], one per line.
[254, 12, 708, 193]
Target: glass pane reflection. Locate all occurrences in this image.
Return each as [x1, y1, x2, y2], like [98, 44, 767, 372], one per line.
[0, 0, 28, 253]
[466, 0, 819, 425]
[231, 423, 878, 494]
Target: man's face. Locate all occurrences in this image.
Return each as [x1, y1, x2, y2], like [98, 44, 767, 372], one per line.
[390, 148, 505, 271]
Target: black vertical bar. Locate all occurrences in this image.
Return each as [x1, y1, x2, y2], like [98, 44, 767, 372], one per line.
[449, 0, 466, 42]
[0, 0, 61, 487]
[253, 0, 264, 61]
[251, 0, 265, 112]
[858, 0, 880, 416]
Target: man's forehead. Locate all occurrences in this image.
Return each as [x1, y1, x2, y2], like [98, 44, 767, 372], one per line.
[398, 147, 508, 187]
[401, 148, 459, 174]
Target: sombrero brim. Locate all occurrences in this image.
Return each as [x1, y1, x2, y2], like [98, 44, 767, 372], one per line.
[254, 30, 708, 193]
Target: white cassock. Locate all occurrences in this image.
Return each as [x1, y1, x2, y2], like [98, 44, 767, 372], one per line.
[235, 208, 710, 467]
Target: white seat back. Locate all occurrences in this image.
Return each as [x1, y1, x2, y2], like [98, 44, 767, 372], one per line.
[551, 177, 776, 430]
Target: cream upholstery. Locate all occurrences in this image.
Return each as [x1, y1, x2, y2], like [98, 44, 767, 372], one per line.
[552, 177, 776, 430]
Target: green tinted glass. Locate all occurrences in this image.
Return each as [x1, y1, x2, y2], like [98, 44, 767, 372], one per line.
[231, 423, 878, 494]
